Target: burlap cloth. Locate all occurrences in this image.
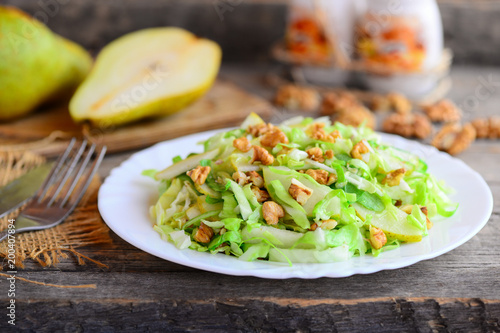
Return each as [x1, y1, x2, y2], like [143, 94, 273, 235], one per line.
[0, 150, 112, 270]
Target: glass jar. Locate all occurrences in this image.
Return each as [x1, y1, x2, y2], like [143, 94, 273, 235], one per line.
[285, 0, 357, 85]
[355, 0, 445, 98]
[356, 0, 443, 73]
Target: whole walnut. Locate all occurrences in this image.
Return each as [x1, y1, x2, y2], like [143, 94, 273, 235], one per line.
[382, 113, 432, 139]
[335, 106, 376, 129]
[431, 123, 476, 155]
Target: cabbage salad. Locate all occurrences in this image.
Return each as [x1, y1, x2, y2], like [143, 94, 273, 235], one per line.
[144, 113, 458, 264]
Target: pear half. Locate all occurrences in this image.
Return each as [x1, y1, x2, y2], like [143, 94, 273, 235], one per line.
[0, 6, 92, 120]
[70, 28, 222, 128]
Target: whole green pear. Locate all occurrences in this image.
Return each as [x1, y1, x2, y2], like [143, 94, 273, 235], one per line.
[0, 6, 92, 120]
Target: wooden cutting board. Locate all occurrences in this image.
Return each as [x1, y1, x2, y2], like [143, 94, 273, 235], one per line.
[0, 80, 273, 156]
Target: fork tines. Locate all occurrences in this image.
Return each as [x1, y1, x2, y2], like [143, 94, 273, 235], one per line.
[35, 139, 107, 209]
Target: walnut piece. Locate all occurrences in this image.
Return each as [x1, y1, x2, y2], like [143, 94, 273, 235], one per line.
[310, 219, 338, 231]
[232, 171, 249, 186]
[382, 113, 432, 139]
[247, 171, 264, 188]
[422, 99, 461, 123]
[274, 85, 320, 112]
[387, 92, 412, 114]
[420, 206, 433, 230]
[305, 169, 336, 185]
[369, 226, 387, 250]
[251, 186, 270, 203]
[335, 106, 376, 129]
[471, 117, 500, 139]
[288, 179, 313, 205]
[320, 219, 338, 230]
[309, 123, 342, 143]
[260, 129, 289, 148]
[262, 201, 285, 225]
[233, 137, 252, 152]
[187, 166, 211, 185]
[306, 147, 324, 162]
[194, 222, 214, 243]
[381, 168, 406, 186]
[431, 123, 476, 155]
[324, 149, 334, 160]
[320, 91, 360, 115]
[250, 146, 275, 165]
[350, 141, 369, 160]
[248, 123, 276, 138]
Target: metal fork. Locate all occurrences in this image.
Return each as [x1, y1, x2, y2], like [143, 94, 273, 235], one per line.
[0, 139, 106, 242]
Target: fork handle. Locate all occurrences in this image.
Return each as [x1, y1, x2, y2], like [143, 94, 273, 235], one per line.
[0, 230, 8, 242]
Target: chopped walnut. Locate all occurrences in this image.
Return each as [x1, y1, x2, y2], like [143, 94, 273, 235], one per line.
[420, 206, 433, 230]
[248, 123, 276, 138]
[310, 220, 338, 231]
[471, 117, 500, 139]
[246, 171, 264, 188]
[232, 171, 249, 186]
[387, 92, 412, 114]
[350, 141, 369, 160]
[324, 150, 334, 160]
[233, 137, 252, 152]
[274, 85, 320, 112]
[262, 201, 285, 225]
[431, 123, 476, 155]
[288, 179, 313, 205]
[251, 186, 270, 203]
[320, 219, 338, 230]
[250, 146, 274, 165]
[369, 226, 387, 250]
[370, 94, 391, 112]
[309, 122, 342, 143]
[305, 169, 329, 185]
[320, 91, 360, 115]
[381, 168, 406, 186]
[335, 106, 376, 129]
[326, 173, 337, 186]
[382, 113, 432, 139]
[187, 166, 211, 185]
[260, 129, 289, 148]
[311, 128, 341, 143]
[194, 222, 214, 243]
[306, 147, 324, 162]
[422, 99, 462, 123]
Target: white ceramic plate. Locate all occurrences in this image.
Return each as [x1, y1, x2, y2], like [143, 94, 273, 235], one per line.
[98, 129, 493, 279]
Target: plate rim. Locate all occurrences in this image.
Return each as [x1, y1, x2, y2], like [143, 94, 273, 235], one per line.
[98, 128, 494, 279]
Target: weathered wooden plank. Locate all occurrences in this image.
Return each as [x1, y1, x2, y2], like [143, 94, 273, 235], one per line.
[1, 298, 499, 332]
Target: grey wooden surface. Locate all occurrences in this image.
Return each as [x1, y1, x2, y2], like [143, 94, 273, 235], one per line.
[2, 65, 500, 332]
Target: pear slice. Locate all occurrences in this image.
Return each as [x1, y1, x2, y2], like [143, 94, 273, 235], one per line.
[354, 203, 423, 242]
[155, 148, 219, 180]
[69, 28, 221, 127]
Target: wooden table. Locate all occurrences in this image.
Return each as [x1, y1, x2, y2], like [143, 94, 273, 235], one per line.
[2, 65, 500, 332]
